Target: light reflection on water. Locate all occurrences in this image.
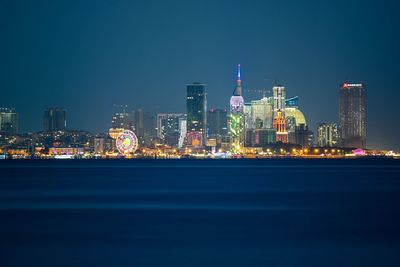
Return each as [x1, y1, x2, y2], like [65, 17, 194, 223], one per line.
[0, 159, 400, 267]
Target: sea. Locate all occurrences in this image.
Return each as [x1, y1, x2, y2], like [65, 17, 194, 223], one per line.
[0, 158, 399, 267]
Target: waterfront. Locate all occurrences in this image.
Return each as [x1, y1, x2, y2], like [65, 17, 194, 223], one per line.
[1, 159, 400, 266]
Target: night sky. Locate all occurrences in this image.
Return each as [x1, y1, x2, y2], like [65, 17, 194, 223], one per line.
[1, 0, 399, 150]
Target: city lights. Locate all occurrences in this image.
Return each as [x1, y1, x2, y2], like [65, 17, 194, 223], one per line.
[0, 66, 398, 160]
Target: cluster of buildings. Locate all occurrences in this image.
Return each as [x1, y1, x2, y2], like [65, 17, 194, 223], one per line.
[0, 65, 389, 159]
[165, 65, 368, 156]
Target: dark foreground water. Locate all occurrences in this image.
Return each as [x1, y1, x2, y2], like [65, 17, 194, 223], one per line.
[0, 159, 400, 267]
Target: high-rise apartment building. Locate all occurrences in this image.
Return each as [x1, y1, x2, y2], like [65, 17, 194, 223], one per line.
[317, 123, 339, 147]
[157, 113, 185, 147]
[339, 83, 366, 148]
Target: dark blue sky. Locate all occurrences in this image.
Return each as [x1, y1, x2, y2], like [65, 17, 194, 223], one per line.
[1, 0, 399, 150]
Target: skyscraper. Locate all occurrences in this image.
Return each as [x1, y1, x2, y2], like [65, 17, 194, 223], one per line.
[133, 109, 156, 146]
[43, 107, 66, 132]
[133, 109, 144, 136]
[111, 112, 134, 130]
[186, 83, 206, 146]
[229, 64, 245, 153]
[157, 113, 185, 147]
[273, 85, 286, 117]
[339, 83, 367, 148]
[250, 97, 273, 129]
[0, 108, 19, 135]
[207, 108, 228, 137]
[317, 123, 339, 147]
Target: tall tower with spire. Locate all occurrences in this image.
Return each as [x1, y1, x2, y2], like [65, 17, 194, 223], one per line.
[229, 64, 245, 154]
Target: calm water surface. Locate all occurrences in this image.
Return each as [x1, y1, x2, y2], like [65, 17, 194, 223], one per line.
[0, 159, 399, 266]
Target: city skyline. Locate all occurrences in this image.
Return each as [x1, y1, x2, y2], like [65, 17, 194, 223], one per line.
[0, 62, 375, 153]
[0, 68, 381, 150]
[1, 1, 400, 150]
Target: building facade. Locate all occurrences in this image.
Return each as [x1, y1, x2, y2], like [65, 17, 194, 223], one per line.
[43, 107, 66, 132]
[254, 128, 276, 147]
[317, 123, 339, 147]
[186, 83, 207, 146]
[273, 85, 286, 117]
[229, 64, 245, 153]
[0, 108, 19, 135]
[294, 124, 313, 148]
[273, 110, 288, 143]
[339, 83, 367, 148]
[111, 112, 134, 131]
[157, 113, 185, 147]
[250, 97, 273, 129]
[207, 108, 228, 137]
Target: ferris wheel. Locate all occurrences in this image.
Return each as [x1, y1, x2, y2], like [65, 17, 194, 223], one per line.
[116, 130, 139, 155]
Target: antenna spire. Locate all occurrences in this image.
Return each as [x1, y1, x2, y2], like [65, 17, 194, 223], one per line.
[233, 64, 243, 96]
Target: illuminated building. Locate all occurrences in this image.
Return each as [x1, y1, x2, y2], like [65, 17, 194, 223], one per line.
[186, 83, 207, 145]
[273, 110, 288, 143]
[273, 85, 286, 117]
[243, 103, 252, 130]
[207, 108, 228, 137]
[112, 112, 134, 131]
[0, 108, 18, 135]
[186, 130, 203, 148]
[49, 147, 84, 155]
[178, 119, 187, 149]
[229, 64, 245, 153]
[111, 109, 155, 146]
[339, 83, 367, 148]
[156, 113, 185, 147]
[285, 107, 306, 132]
[317, 123, 339, 147]
[43, 107, 66, 132]
[282, 96, 308, 144]
[250, 97, 273, 129]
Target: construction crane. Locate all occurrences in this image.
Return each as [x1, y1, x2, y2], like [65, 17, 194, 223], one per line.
[244, 88, 271, 98]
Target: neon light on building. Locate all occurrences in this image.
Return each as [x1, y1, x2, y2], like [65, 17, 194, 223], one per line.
[229, 64, 245, 153]
[273, 110, 288, 143]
